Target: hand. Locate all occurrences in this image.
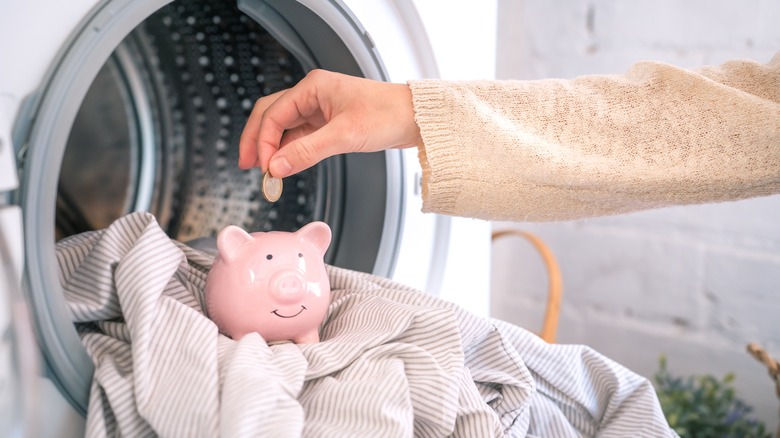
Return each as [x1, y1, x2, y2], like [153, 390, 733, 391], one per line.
[239, 69, 422, 178]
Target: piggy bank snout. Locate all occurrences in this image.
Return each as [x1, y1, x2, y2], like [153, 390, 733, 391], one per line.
[268, 269, 306, 303]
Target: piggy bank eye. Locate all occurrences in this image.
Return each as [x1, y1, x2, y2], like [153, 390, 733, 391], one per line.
[266, 254, 273, 260]
[298, 253, 303, 258]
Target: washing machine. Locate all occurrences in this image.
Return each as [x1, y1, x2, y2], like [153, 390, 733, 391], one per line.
[0, 0, 491, 435]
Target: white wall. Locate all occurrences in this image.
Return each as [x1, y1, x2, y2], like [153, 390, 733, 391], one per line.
[412, 0, 497, 317]
[492, 0, 780, 431]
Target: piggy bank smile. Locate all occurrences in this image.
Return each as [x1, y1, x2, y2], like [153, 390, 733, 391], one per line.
[272, 306, 307, 318]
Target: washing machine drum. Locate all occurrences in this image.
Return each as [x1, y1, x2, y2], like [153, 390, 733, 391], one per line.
[19, 0, 407, 415]
[59, 3, 330, 242]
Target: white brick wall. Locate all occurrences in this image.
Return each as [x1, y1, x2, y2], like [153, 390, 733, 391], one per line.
[492, 0, 780, 430]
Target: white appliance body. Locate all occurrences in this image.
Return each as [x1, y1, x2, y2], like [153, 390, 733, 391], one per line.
[0, 0, 491, 435]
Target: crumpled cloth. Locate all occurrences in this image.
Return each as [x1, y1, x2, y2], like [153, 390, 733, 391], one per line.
[56, 212, 674, 437]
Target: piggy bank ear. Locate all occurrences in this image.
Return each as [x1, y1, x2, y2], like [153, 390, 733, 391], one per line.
[216, 225, 252, 263]
[297, 221, 332, 254]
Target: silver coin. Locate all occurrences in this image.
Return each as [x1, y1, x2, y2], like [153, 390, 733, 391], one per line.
[262, 171, 283, 202]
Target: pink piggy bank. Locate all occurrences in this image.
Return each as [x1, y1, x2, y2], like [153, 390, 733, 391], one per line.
[204, 221, 332, 344]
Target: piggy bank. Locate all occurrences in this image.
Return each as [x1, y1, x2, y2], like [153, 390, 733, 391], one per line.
[204, 222, 332, 344]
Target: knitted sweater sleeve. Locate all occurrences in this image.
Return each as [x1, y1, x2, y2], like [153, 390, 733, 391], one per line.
[409, 54, 780, 222]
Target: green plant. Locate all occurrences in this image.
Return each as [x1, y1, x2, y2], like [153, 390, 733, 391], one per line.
[653, 355, 769, 438]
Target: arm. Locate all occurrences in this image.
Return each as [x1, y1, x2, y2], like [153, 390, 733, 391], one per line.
[239, 56, 780, 222]
[412, 55, 780, 221]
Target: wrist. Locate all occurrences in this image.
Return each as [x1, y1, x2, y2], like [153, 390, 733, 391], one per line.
[394, 83, 422, 148]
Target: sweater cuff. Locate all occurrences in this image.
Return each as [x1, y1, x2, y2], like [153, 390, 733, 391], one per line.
[409, 80, 465, 216]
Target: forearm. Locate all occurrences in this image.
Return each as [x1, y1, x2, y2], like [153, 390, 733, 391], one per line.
[410, 54, 780, 221]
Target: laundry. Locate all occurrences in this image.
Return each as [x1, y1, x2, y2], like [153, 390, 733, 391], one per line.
[57, 212, 674, 437]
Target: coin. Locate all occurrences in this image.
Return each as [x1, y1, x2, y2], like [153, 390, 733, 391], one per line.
[262, 171, 283, 202]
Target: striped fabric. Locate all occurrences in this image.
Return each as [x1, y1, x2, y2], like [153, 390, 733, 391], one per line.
[56, 212, 675, 437]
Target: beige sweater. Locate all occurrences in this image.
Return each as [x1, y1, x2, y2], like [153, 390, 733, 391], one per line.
[409, 54, 780, 222]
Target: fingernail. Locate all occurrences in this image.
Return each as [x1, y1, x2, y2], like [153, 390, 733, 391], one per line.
[270, 156, 292, 177]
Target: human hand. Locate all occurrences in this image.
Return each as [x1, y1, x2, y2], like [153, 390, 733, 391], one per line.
[239, 69, 422, 178]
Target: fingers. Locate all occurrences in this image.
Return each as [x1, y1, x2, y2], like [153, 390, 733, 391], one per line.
[256, 73, 326, 173]
[238, 90, 285, 170]
[269, 119, 352, 177]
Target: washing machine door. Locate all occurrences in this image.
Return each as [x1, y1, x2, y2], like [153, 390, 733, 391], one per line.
[7, 0, 447, 418]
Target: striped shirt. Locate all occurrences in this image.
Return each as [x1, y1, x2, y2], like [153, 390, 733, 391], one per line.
[57, 212, 675, 437]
